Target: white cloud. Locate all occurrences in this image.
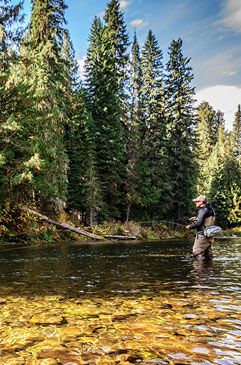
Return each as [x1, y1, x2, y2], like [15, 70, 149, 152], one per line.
[119, 1, 131, 10]
[130, 18, 148, 28]
[194, 45, 241, 87]
[220, 0, 241, 32]
[77, 56, 87, 80]
[195, 85, 241, 131]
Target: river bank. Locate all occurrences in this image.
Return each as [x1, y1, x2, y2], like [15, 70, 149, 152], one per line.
[0, 205, 240, 244]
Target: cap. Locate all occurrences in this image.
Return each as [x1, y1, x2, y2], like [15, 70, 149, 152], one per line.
[192, 195, 208, 203]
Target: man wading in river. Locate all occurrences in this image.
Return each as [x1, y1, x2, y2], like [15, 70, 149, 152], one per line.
[186, 195, 215, 260]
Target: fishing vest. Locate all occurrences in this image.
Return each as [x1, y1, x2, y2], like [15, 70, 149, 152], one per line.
[203, 215, 215, 229]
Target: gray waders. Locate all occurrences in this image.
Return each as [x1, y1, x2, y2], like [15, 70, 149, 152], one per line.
[193, 215, 215, 260]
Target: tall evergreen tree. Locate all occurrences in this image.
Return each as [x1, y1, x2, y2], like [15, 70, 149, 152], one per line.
[60, 29, 91, 216]
[129, 31, 142, 121]
[165, 38, 196, 221]
[103, 0, 130, 143]
[0, 0, 25, 204]
[0, 0, 24, 47]
[61, 29, 80, 120]
[125, 31, 142, 220]
[85, 16, 126, 220]
[195, 102, 225, 194]
[231, 104, 241, 161]
[80, 114, 102, 226]
[209, 125, 241, 227]
[136, 30, 170, 220]
[2, 0, 70, 210]
[103, 0, 130, 92]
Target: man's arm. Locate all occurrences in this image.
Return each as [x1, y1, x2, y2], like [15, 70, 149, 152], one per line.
[186, 208, 206, 230]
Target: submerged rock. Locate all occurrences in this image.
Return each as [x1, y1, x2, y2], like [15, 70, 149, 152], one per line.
[30, 313, 64, 325]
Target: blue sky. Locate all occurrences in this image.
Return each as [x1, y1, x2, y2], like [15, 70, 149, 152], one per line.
[16, 0, 241, 130]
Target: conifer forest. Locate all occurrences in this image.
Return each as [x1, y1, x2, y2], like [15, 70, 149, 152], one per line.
[0, 0, 241, 235]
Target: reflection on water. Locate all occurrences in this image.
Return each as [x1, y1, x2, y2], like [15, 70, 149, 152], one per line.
[0, 238, 240, 364]
[0, 240, 195, 296]
[191, 258, 217, 288]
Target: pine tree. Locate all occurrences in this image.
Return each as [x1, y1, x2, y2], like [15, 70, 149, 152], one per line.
[0, 0, 25, 204]
[231, 104, 241, 161]
[85, 16, 127, 220]
[195, 102, 225, 194]
[61, 29, 81, 120]
[209, 125, 241, 227]
[165, 38, 196, 221]
[136, 30, 169, 220]
[103, 0, 130, 92]
[2, 0, 70, 210]
[80, 114, 102, 226]
[60, 29, 90, 216]
[0, 0, 24, 48]
[125, 31, 142, 220]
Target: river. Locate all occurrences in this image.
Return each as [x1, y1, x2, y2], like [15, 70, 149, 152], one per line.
[0, 238, 240, 364]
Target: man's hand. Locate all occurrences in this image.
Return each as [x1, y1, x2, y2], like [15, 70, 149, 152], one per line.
[189, 216, 196, 222]
[185, 225, 190, 230]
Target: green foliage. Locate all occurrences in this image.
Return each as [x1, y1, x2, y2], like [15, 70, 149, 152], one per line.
[85, 15, 127, 220]
[103, 0, 130, 93]
[0, 0, 241, 238]
[0, 0, 24, 205]
[165, 38, 197, 220]
[230, 104, 241, 162]
[209, 126, 241, 227]
[125, 31, 142, 219]
[0, 0, 71, 210]
[136, 30, 170, 219]
[195, 102, 225, 194]
[0, 203, 36, 241]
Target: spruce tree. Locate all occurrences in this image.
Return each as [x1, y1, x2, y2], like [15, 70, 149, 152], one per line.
[61, 29, 81, 121]
[231, 104, 241, 161]
[136, 30, 170, 220]
[60, 29, 90, 216]
[209, 126, 241, 227]
[103, 0, 130, 141]
[80, 114, 102, 226]
[125, 31, 142, 220]
[85, 16, 126, 220]
[129, 31, 142, 118]
[195, 102, 225, 194]
[103, 0, 130, 92]
[0, 0, 25, 204]
[165, 38, 196, 221]
[3, 0, 70, 210]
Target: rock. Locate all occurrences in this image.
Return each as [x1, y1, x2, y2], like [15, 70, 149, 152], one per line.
[0, 355, 25, 365]
[59, 327, 87, 341]
[30, 313, 64, 325]
[34, 344, 69, 359]
[25, 359, 58, 365]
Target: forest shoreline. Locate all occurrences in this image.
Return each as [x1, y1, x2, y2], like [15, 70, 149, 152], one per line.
[0, 207, 240, 245]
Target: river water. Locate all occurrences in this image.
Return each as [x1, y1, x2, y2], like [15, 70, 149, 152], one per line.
[0, 238, 240, 364]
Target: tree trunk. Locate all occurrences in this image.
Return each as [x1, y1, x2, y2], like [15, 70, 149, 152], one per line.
[23, 206, 103, 241]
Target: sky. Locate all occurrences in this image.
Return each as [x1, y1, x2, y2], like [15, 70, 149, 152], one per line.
[16, 0, 241, 130]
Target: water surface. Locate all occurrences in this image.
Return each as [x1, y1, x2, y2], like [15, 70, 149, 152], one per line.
[0, 238, 240, 364]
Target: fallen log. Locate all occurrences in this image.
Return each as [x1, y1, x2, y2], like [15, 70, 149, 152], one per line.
[104, 235, 136, 240]
[23, 206, 103, 241]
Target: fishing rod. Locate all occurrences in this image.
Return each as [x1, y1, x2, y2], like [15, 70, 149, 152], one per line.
[137, 220, 186, 228]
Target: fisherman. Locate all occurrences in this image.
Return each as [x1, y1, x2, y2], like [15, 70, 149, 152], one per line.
[186, 195, 215, 260]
